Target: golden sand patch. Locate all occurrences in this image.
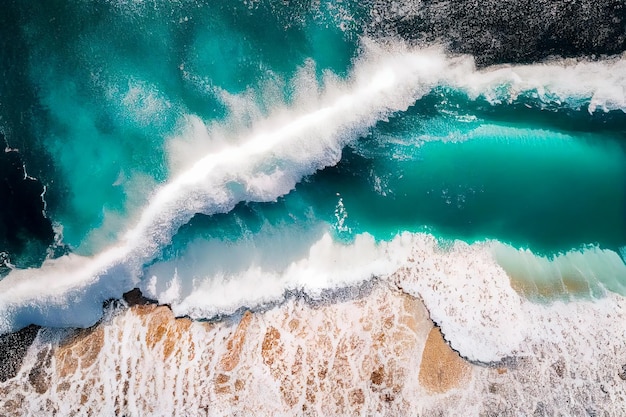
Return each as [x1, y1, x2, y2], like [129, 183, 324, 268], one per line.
[219, 310, 252, 372]
[508, 273, 591, 299]
[55, 326, 104, 378]
[2, 285, 482, 416]
[419, 326, 471, 393]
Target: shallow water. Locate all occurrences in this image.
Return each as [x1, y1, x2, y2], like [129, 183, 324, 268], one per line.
[0, 0, 625, 377]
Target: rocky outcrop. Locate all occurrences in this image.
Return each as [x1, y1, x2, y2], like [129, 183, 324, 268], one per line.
[0, 284, 483, 416]
[1, 283, 625, 416]
[368, 0, 626, 66]
[0, 324, 40, 382]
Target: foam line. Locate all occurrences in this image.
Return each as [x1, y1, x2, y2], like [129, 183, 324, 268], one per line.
[454, 56, 626, 112]
[142, 229, 626, 363]
[0, 43, 451, 332]
[1, 40, 625, 333]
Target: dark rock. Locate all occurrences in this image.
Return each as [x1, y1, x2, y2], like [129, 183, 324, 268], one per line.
[552, 358, 565, 378]
[533, 401, 551, 417]
[619, 364, 626, 381]
[368, 0, 626, 66]
[122, 288, 158, 307]
[0, 324, 41, 382]
[28, 348, 52, 394]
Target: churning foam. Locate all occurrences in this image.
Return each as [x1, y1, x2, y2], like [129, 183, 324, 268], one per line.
[140, 225, 626, 363]
[454, 55, 626, 112]
[391, 237, 626, 363]
[0, 40, 625, 333]
[142, 231, 414, 319]
[0, 41, 450, 332]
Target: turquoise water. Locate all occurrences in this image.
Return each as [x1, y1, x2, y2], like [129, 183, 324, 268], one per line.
[1, 0, 625, 325]
[9, 0, 359, 253]
[155, 101, 625, 274]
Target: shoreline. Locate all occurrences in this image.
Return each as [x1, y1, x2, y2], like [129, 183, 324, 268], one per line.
[2, 278, 625, 415]
[0, 282, 483, 416]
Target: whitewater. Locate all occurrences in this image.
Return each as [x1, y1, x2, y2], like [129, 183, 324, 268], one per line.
[0, 39, 623, 363]
[1, 1, 626, 412]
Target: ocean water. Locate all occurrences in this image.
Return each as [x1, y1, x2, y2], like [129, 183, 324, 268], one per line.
[1, 0, 625, 381]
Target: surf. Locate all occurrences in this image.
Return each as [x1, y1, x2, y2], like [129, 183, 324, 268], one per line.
[1, 40, 625, 335]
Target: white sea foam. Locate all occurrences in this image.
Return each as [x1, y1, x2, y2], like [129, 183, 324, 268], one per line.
[0, 42, 451, 332]
[0, 40, 625, 333]
[452, 55, 626, 112]
[393, 237, 626, 362]
[140, 226, 626, 363]
[143, 231, 416, 319]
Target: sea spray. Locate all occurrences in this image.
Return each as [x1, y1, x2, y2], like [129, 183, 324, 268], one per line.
[1, 40, 626, 332]
[1, 2, 625, 415]
[0, 43, 457, 332]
